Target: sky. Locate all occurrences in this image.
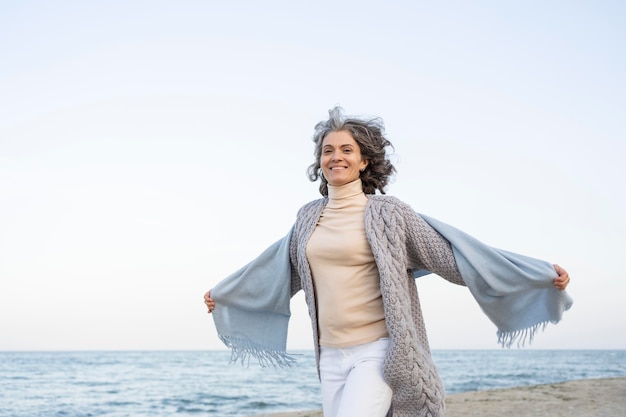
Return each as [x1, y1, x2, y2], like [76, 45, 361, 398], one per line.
[1, 1, 624, 351]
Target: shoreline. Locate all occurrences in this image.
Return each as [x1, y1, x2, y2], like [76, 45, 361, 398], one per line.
[249, 376, 626, 417]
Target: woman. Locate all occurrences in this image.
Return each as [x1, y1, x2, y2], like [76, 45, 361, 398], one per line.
[204, 107, 572, 417]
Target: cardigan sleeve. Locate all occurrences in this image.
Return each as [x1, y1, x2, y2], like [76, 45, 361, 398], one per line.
[399, 201, 466, 286]
[289, 231, 302, 296]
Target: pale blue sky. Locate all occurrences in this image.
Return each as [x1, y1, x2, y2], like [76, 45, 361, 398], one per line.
[1, 1, 624, 351]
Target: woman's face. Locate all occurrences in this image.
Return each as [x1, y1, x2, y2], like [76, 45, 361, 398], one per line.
[320, 130, 368, 187]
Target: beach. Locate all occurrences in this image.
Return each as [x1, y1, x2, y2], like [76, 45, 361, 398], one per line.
[249, 376, 626, 417]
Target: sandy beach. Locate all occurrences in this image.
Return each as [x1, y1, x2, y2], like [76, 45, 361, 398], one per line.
[249, 376, 626, 417]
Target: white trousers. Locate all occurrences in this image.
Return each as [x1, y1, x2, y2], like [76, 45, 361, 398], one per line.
[319, 338, 393, 417]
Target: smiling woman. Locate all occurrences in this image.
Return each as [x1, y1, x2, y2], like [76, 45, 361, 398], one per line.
[204, 106, 572, 417]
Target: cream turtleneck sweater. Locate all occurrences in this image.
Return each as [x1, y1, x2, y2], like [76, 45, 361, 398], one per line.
[305, 179, 388, 348]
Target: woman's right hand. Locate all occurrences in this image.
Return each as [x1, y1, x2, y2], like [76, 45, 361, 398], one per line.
[204, 290, 215, 314]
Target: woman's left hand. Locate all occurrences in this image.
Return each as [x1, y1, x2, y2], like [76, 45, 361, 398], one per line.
[553, 264, 570, 291]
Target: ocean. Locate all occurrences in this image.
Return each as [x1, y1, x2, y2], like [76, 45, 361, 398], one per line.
[1, 350, 624, 417]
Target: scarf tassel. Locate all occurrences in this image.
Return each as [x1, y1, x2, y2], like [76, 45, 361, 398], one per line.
[497, 321, 551, 348]
[218, 334, 297, 368]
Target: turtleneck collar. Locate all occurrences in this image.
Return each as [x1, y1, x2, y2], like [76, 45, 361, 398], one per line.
[327, 178, 365, 201]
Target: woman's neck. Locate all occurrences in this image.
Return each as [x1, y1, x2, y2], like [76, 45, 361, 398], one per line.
[327, 179, 364, 201]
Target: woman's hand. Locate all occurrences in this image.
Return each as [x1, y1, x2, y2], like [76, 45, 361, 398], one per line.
[204, 290, 215, 314]
[553, 264, 570, 291]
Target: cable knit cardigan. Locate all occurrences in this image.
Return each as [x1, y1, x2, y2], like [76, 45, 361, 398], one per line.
[291, 195, 464, 417]
[211, 195, 573, 417]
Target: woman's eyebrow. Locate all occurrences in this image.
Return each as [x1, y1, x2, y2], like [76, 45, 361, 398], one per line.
[323, 143, 354, 148]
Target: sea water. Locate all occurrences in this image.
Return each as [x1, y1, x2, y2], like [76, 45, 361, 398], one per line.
[0, 350, 624, 417]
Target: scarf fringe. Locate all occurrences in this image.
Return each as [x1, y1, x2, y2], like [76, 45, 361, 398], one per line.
[497, 321, 551, 348]
[218, 334, 297, 368]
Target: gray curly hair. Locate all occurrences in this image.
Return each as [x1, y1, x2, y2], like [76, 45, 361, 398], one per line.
[307, 106, 396, 196]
